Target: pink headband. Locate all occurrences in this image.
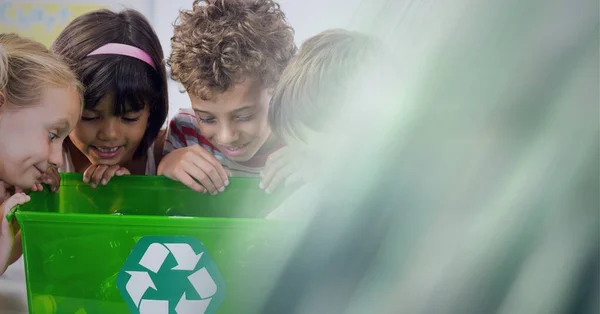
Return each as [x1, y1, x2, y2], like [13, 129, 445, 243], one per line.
[87, 43, 156, 70]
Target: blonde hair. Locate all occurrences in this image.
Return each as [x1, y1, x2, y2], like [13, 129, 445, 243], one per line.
[0, 33, 83, 107]
[268, 29, 376, 142]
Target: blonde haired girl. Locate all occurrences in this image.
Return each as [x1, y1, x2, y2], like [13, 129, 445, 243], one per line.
[0, 33, 83, 275]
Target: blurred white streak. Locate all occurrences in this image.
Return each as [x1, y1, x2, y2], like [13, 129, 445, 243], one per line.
[258, 0, 599, 313]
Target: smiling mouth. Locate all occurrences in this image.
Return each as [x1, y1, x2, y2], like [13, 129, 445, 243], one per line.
[90, 145, 123, 159]
[219, 143, 249, 157]
[34, 166, 43, 177]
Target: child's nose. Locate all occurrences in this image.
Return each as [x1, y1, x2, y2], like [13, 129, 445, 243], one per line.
[48, 144, 64, 168]
[217, 125, 239, 145]
[98, 119, 120, 141]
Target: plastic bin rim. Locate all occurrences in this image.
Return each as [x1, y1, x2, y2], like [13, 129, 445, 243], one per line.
[14, 210, 282, 227]
[12, 173, 283, 225]
[56, 172, 260, 189]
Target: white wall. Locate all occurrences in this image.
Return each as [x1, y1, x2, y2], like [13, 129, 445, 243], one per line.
[152, 0, 192, 120]
[280, 0, 364, 43]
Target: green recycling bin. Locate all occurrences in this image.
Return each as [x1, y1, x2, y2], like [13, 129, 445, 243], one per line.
[13, 173, 294, 314]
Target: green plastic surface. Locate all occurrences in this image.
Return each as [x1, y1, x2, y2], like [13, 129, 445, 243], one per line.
[15, 173, 294, 314]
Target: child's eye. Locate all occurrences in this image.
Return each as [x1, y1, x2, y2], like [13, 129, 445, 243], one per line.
[237, 114, 254, 122]
[198, 117, 216, 124]
[81, 116, 98, 121]
[122, 116, 140, 123]
[49, 132, 58, 140]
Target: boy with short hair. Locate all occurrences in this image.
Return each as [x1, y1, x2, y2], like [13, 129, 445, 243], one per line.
[260, 28, 377, 196]
[158, 0, 297, 195]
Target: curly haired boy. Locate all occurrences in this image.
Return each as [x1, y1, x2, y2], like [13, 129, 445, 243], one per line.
[158, 0, 297, 196]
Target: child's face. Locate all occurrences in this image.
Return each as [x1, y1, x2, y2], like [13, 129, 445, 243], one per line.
[190, 79, 272, 162]
[68, 94, 149, 166]
[0, 87, 81, 188]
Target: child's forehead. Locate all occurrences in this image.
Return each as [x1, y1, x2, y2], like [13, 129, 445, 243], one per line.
[192, 99, 260, 116]
[220, 79, 266, 100]
[191, 80, 271, 113]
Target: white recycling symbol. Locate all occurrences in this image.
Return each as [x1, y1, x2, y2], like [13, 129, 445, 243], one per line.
[124, 242, 218, 314]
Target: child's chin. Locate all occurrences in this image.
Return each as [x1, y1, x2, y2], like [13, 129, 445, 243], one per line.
[88, 156, 122, 166]
[225, 154, 250, 163]
[18, 177, 36, 190]
[225, 148, 256, 162]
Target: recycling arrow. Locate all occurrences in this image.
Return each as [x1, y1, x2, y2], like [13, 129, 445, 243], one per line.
[125, 271, 156, 307]
[188, 267, 217, 299]
[117, 236, 226, 314]
[175, 292, 211, 314]
[164, 243, 203, 271]
[139, 243, 170, 273]
[140, 299, 169, 314]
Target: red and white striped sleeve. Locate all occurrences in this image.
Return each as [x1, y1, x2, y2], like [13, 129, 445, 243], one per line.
[162, 108, 203, 155]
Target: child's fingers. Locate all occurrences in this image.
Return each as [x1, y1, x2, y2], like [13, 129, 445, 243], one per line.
[0, 196, 26, 275]
[216, 163, 230, 186]
[260, 155, 290, 190]
[194, 146, 229, 185]
[116, 167, 131, 176]
[89, 165, 109, 188]
[2, 193, 30, 218]
[29, 183, 39, 192]
[173, 168, 206, 193]
[193, 159, 227, 194]
[100, 165, 122, 185]
[82, 165, 97, 183]
[36, 167, 60, 192]
[40, 175, 51, 185]
[184, 160, 219, 195]
[263, 164, 296, 194]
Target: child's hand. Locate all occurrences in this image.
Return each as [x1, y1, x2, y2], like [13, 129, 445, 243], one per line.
[157, 145, 230, 195]
[32, 166, 60, 192]
[0, 192, 29, 275]
[83, 164, 130, 188]
[260, 147, 309, 194]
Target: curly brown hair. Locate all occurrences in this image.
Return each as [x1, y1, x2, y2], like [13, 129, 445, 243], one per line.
[169, 0, 297, 100]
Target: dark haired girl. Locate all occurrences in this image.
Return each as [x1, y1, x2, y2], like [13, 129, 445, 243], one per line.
[51, 8, 168, 187]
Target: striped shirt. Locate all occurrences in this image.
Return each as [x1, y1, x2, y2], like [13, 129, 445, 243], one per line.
[163, 108, 281, 177]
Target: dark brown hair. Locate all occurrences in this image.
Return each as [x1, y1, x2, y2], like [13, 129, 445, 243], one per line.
[51, 9, 168, 157]
[169, 0, 297, 100]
